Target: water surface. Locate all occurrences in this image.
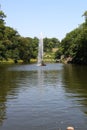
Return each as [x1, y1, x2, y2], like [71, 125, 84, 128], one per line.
[0, 63, 87, 130]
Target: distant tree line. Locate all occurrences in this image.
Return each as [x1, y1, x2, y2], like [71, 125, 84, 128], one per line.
[0, 9, 60, 63]
[55, 11, 87, 65]
[1, 8, 87, 65]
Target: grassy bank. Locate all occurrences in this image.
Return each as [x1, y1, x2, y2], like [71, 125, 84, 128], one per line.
[0, 59, 23, 64]
[0, 51, 56, 64]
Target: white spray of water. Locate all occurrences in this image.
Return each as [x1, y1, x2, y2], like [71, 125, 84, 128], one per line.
[37, 33, 44, 66]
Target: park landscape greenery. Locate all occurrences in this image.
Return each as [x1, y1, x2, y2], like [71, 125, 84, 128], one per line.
[55, 11, 87, 64]
[0, 9, 87, 64]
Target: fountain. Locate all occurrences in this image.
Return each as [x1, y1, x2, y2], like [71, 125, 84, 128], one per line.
[37, 33, 46, 66]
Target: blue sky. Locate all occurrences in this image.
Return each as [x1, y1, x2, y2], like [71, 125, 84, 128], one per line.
[0, 0, 87, 40]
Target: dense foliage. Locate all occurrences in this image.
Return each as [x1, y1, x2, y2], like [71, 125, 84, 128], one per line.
[0, 9, 60, 63]
[1, 8, 87, 65]
[55, 11, 87, 64]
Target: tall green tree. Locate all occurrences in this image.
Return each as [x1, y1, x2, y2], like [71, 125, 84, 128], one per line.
[0, 10, 6, 40]
[18, 37, 33, 63]
[55, 11, 87, 64]
[82, 11, 87, 24]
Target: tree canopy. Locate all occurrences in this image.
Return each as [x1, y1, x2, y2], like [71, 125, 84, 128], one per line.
[55, 10, 87, 64]
[1, 8, 87, 65]
[0, 9, 60, 63]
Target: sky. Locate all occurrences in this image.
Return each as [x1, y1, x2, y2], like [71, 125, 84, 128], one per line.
[0, 0, 87, 41]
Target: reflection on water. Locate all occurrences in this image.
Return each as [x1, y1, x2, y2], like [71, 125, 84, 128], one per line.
[63, 64, 87, 115]
[0, 63, 87, 130]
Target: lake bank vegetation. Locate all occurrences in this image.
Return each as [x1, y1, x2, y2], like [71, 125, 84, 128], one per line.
[0, 8, 87, 65]
[0, 9, 60, 64]
[55, 11, 87, 65]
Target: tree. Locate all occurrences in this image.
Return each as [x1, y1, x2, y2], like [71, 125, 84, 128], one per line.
[32, 37, 38, 59]
[82, 11, 87, 23]
[18, 37, 33, 63]
[4, 26, 19, 40]
[0, 10, 6, 25]
[44, 37, 60, 52]
[55, 10, 87, 64]
[0, 10, 6, 40]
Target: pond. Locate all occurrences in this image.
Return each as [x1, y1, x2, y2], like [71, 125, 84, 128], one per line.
[0, 63, 87, 130]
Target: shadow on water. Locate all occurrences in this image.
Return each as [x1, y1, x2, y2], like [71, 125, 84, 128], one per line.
[62, 64, 87, 114]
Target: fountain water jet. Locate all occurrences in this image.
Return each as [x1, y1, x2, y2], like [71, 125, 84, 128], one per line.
[37, 33, 46, 66]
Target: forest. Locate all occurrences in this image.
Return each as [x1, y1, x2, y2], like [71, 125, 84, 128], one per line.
[0, 9, 60, 63]
[55, 11, 87, 64]
[0, 9, 87, 64]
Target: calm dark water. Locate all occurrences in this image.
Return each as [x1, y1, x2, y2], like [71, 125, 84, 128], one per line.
[0, 63, 87, 130]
